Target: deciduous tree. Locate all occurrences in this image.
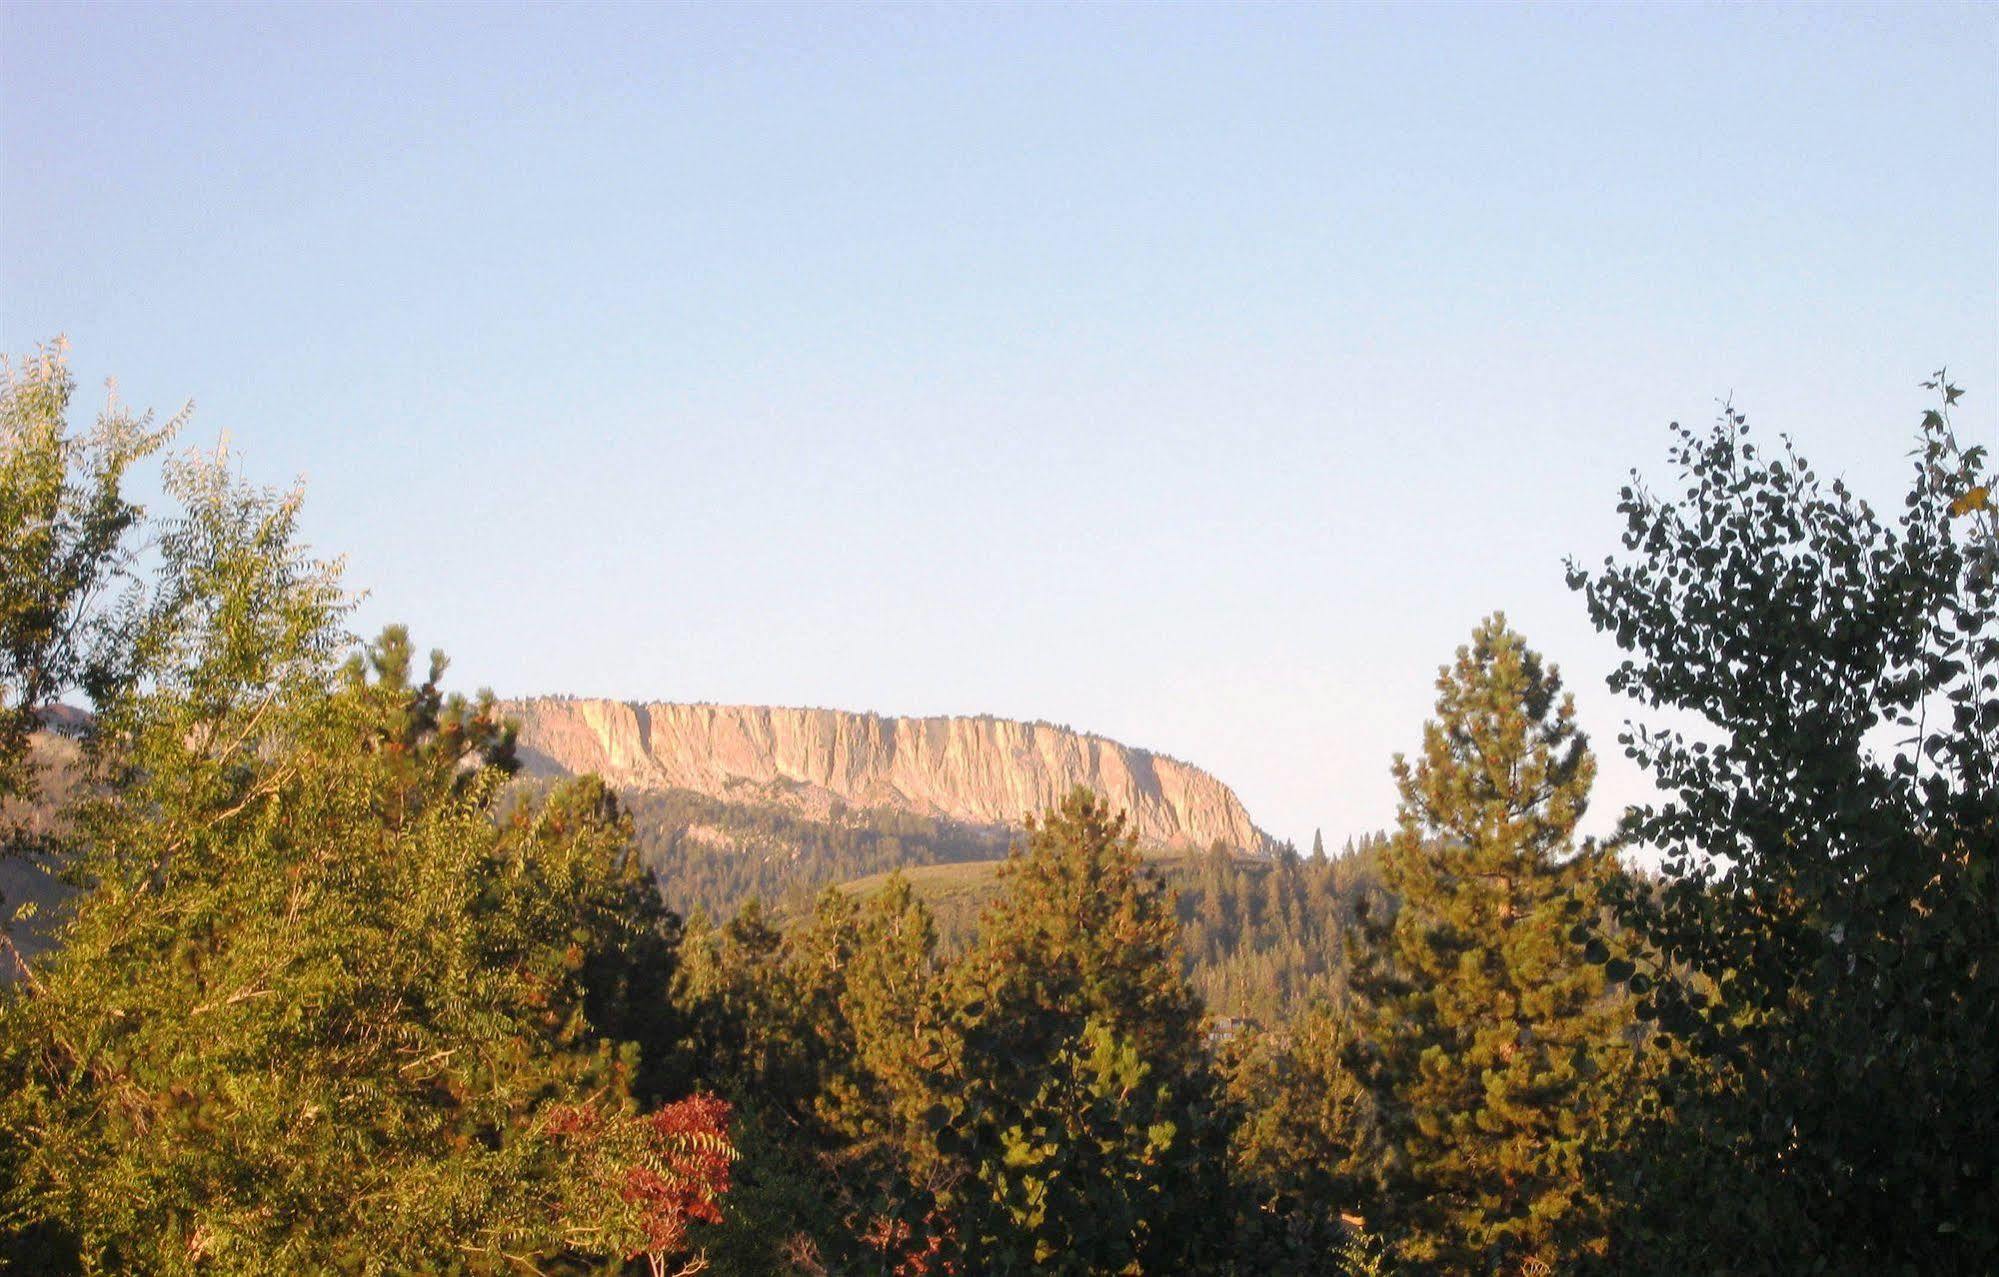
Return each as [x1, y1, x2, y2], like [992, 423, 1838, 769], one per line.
[0, 354, 728, 1272]
[1568, 379, 1999, 1271]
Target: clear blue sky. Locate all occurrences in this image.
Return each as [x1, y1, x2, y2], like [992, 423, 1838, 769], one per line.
[4, 2, 1994, 849]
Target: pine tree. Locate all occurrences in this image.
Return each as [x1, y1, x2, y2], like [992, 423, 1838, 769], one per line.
[821, 873, 943, 1156]
[673, 895, 815, 1115]
[933, 788, 1234, 1273]
[675, 879, 957, 1273]
[1349, 615, 1634, 1270]
[1226, 1001, 1382, 1265]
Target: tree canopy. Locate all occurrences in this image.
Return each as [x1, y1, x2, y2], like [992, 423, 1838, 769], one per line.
[1569, 379, 1998, 1272]
[7, 342, 1992, 1275]
[0, 350, 730, 1275]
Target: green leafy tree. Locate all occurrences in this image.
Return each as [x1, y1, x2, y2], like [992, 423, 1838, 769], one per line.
[0, 341, 170, 893]
[929, 788, 1234, 1274]
[0, 366, 727, 1273]
[1349, 616, 1636, 1271]
[1567, 379, 1998, 1272]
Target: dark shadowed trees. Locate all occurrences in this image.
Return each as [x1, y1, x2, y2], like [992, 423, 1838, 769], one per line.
[1569, 380, 1999, 1272]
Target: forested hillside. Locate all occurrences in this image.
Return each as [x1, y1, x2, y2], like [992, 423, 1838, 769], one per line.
[4, 347, 1993, 1273]
[620, 782, 1389, 1025]
[624, 785, 1013, 921]
[838, 838, 1392, 1023]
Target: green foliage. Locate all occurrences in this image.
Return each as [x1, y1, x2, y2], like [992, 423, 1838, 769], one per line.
[673, 896, 821, 1117]
[0, 348, 729, 1273]
[1223, 1002, 1382, 1268]
[1172, 837, 1387, 1023]
[667, 809, 1426, 1272]
[0, 341, 170, 875]
[926, 788, 1236, 1274]
[27, 340, 1993, 1275]
[1348, 616, 1638, 1271]
[844, 839, 1390, 1025]
[5, 621, 702, 1270]
[819, 874, 946, 1155]
[670, 879, 955, 1271]
[623, 786, 1009, 923]
[1568, 381, 1999, 1271]
[627, 787, 1385, 1029]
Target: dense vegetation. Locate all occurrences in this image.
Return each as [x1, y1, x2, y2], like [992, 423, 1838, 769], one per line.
[0, 348, 731, 1275]
[839, 840, 1390, 1024]
[623, 786, 1011, 923]
[3, 343, 1992, 1273]
[1173, 839, 1388, 1024]
[617, 777, 1390, 1025]
[1568, 386, 1998, 1270]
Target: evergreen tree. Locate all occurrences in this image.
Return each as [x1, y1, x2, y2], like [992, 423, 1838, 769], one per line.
[931, 788, 1234, 1273]
[674, 880, 954, 1273]
[1349, 615, 1635, 1271]
[1225, 1002, 1382, 1267]
[821, 873, 945, 1158]
[668, 893, 838, 1275]
[673, 896, 814, 1116]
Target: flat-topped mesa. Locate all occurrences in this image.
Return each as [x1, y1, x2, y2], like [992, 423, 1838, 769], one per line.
[503, 698, 1275, 855]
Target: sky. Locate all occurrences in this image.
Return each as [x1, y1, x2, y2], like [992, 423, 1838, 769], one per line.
[3, 2, 1994, 851]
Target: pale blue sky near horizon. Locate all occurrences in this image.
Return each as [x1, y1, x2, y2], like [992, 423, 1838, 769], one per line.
[4, 2, 1995, 850]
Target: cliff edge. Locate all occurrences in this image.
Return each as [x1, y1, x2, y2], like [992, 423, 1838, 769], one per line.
[504, 698, 1273, 855]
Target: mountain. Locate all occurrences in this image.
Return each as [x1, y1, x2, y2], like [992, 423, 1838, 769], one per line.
[0, 727, 86, 969]
[503, 698, 1275, 855]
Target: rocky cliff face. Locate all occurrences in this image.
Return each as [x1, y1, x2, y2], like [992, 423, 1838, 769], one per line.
[504, 698, 1273, 854]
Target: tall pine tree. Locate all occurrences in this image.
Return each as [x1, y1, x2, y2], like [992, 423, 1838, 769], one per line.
[1349, 615, 1634, 1271]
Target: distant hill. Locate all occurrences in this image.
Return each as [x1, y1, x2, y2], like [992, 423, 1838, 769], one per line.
[504, 697, 1279, 924]
[505, 698, 1276, 855]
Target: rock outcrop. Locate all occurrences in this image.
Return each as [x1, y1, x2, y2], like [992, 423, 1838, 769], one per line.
[504, 698, 1273, 854]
